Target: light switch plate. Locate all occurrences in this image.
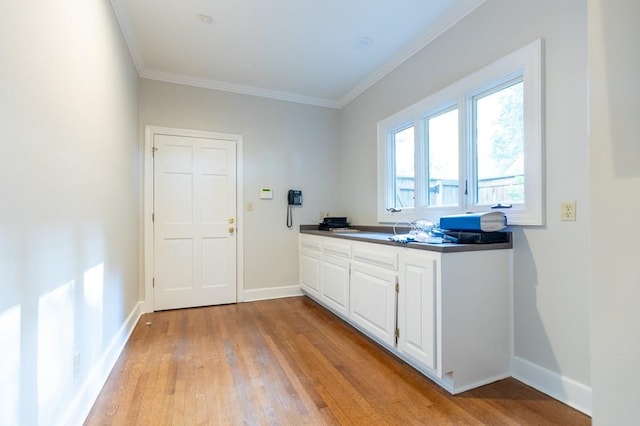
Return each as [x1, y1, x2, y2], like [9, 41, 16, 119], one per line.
[561, 201, 576, 221]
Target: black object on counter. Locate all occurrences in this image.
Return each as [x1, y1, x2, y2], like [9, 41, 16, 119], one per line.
[318, 217, 350, 231]
[440, 230, 509, 244]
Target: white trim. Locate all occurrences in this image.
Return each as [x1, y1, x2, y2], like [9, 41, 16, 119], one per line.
[142, 126, 154, 313]
[241, 286, 303, 303]
[140, 69, 340, 109]
[511, 356, 592, 416]
[236, 137, 245, 307]
[143, 125, 244, 313]
[59, 301, 143, 426]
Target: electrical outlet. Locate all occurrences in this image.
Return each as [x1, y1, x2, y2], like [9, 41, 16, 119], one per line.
[561, 201, 577, 221]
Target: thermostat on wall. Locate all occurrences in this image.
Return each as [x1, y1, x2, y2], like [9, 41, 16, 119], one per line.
[260, 188, 273, 199]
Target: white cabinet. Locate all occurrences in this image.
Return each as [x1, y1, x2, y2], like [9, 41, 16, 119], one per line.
[397, 250, 437, 372]
[298, 233, 511, 394]
[319, 240, 351, 317]
[299, 235, 321, 297]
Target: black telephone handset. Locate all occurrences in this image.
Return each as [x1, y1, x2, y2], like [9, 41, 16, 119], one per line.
[288, 190, 302, 206]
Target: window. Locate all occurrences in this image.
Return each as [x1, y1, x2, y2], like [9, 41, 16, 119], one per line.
[473, 79, 524, 206]
[378, 39, 543, 225]
[393, 125, 415, 209]
[427, 107, 458, 207]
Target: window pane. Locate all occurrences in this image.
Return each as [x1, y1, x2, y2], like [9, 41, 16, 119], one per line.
[427, 108, 458, 207]
[474, 81, 524, 205]
[393, 126, 414, 209]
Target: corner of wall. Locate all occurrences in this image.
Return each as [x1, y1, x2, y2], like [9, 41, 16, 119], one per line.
[511, 356, 592, 416]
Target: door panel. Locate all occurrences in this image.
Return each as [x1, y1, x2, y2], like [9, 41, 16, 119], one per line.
[300, 251, 321, 297]
[164, 239, 193, 290]
[398, 253, 437, 370]
[349, 262, 397, 347]
[154, 134, 237, 310]
[202, 238, 228, 287]
[320, 255, 350, 316]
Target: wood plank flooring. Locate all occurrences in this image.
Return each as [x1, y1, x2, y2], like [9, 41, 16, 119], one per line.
[85, 296, 590, 425]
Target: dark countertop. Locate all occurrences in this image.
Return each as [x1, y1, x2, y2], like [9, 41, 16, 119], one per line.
[300, 225, 512, 253]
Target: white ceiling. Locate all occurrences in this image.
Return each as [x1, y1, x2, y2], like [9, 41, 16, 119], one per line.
[110, 0, 485, 108]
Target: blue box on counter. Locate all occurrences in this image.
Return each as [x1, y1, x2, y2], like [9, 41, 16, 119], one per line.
[439, 212, 507, 232]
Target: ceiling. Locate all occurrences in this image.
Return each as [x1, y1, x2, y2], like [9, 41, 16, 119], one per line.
[110, 0, 485, 108]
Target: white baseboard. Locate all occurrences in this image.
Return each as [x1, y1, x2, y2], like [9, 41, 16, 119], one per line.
[59, 301, 144, 426]
[241, 285, 302, 302]
[511, 356, 592, 416]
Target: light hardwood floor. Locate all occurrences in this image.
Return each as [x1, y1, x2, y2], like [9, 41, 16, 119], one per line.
[85, 296, 590, 425]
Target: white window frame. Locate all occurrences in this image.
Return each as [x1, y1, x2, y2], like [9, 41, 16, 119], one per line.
[377, 39, 544, 226]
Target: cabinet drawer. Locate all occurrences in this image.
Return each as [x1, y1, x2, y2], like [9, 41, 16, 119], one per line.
[352, 245, 398, 270]
[300, 235, 322, 252]
[323, 241, 352, 259]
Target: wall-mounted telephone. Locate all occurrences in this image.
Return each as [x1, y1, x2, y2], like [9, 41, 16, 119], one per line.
[288, 190, 302, 206]
[287, 190, 302, 228]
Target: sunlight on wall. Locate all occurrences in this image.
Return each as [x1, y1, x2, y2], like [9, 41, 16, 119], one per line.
[84, 263, 104, 361]
[38, 281, 74, 425]
[0, 305, 20, 426]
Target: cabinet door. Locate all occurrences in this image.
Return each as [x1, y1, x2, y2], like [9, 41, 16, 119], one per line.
[300, 251, 321, 297]
[320, 255, 350, 317]
[398, 252, 437, 371]
[349, 262, 397, 347]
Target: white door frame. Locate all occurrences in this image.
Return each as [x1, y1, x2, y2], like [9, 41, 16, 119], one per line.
[142, 125, 244, 313]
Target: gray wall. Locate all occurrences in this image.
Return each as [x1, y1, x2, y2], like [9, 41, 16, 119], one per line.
[0, 0, 139, 424]
[338, 0, 590, 393]
[589, 0, 640, 423]
[138, 79, 341, 296]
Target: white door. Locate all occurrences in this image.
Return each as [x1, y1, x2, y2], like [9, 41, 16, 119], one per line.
[153, 133, 237, 310]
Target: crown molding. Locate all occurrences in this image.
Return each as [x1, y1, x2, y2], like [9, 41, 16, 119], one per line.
[139, 69, 341, 109]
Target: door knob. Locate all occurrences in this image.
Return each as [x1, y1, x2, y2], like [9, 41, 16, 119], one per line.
[228, 218, 235, 224]
[228, 227, 235, 233]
